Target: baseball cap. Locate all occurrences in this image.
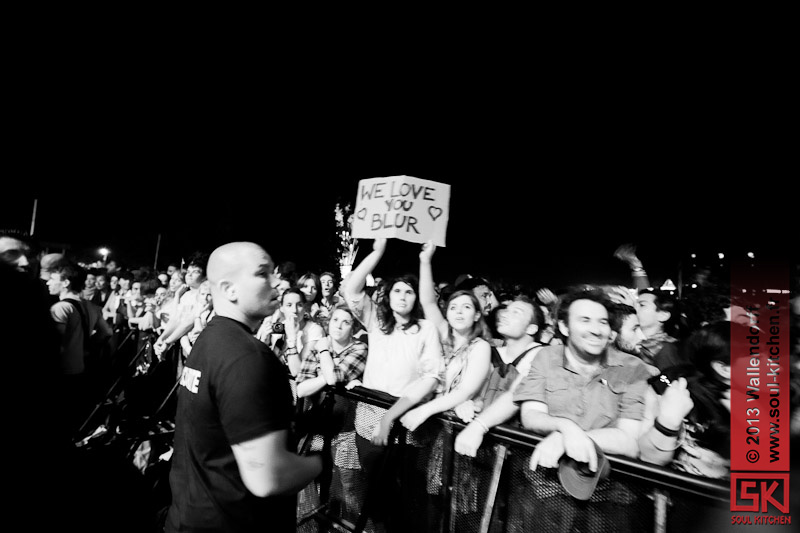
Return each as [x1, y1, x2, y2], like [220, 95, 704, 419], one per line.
[557, 440, 611, 500]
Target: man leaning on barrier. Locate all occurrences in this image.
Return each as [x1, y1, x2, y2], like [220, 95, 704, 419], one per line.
[513, 285, 652, 532]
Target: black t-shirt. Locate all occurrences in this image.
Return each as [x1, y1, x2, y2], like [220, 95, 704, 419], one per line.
[166, 316, 296, 532]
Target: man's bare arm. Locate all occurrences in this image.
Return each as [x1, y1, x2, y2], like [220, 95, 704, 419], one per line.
[231, 429, 322, 497]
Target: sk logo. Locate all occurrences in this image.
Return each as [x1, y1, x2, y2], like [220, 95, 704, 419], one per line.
[731, 473, 789, 513]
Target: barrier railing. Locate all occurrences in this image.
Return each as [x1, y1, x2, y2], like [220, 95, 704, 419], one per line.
[296, 385, 730, 533]
[70, 335, 733, 533]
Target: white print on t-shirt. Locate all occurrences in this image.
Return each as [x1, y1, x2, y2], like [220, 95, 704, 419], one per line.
[180, 366, 202, 394]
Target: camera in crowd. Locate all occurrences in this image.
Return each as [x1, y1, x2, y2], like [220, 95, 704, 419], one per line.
[647, 364, 695, 395]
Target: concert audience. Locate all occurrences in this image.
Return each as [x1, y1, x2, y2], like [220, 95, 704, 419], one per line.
[9, 227, 796, 532]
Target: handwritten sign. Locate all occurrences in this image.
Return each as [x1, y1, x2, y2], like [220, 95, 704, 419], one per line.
[351, 176, 451, 246]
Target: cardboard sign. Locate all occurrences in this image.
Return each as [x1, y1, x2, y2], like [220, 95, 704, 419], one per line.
[351, 176, 451, 246]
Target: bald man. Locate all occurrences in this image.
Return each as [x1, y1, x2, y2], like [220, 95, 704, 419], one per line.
[166, 242, 322, 533]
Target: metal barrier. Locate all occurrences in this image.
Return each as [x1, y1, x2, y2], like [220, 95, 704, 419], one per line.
[296, 385, 730, 533]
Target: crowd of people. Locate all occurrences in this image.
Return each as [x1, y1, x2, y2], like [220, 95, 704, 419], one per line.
[2, 228, 799, 532]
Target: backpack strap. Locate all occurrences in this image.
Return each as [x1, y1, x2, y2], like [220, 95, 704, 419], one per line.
[509, 343, 543, 367]
[489, 345, 505, 368]
[491, 343, 541, 378]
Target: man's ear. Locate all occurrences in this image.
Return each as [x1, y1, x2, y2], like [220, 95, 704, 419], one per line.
[609, 330, 618, 343]
[710, 360, 730, 381]
[61, 278, 70, 291]
[557, 320, 569, 338]
[657, 309, 671, 325]
[525, 323, 539, 337]
[218, 280, 235, 301]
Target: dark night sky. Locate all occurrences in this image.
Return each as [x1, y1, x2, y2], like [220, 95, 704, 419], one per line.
[6, 161, 793, 294]
[6, 79, 794, 292]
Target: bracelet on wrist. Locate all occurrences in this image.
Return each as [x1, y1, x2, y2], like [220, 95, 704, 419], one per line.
[474, 418, 490, 434]
[649, 431, 682, 451]
[653, 417, 681, 438]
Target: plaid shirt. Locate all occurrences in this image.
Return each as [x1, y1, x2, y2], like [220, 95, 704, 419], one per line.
[296, 337, 368, 385]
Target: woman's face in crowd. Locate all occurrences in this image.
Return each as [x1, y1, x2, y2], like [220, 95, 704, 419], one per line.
[199, 281, 211, 303]
[110, 276, 119, 290]
[155, 287, 168, 305]
[282, 292, 306, 319]
[130, 282, 143, 302]
[300, 278, 318, 302]
[446, 294, 481, 333]
[275, 279, 292, 298]
[185, 265, 205, 290]
[320, 274, 335, 297]
[95, 275, 108, 290]
[328, 308, 354, 344]
[169, 272, 184, 291]
[388, 281, 416, 317]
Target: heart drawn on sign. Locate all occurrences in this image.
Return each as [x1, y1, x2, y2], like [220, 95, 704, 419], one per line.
[356, 208, 367, 220]
[428, 206, 443, 221]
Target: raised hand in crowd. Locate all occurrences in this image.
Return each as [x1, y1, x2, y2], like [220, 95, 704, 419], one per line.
[614, 243, 643, 269]
[535, 287, 558, 306]
[614, 243, 650, 290]
[605, 284, 638, 308]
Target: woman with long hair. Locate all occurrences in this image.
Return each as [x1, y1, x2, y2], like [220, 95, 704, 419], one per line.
[342, 238, 443, 532]
[400, 241, 492, 430]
